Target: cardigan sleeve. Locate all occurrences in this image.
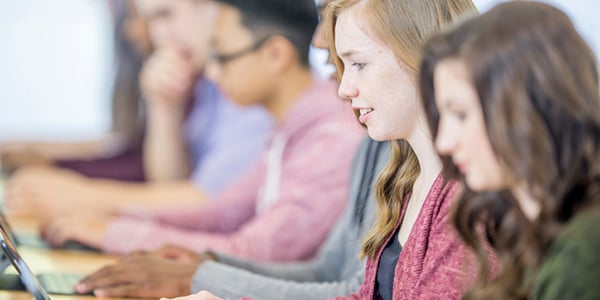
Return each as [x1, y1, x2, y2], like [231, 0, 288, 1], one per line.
[404, 208, 472, 299]
[192, 261, 363, 300]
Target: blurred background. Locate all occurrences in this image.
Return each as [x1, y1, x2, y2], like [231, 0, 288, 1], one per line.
[0, 0, 598, 142]
[0, 0, 113, 141]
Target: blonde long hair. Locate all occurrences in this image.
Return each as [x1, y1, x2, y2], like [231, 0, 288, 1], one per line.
[324, 0, 477, 258]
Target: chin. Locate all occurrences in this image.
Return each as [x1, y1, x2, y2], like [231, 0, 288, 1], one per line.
[366, 127, 395, 142]
[227, 95, 251, 107]
[466, 175, 497, 192]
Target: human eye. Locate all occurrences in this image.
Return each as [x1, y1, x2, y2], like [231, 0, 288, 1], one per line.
[351, 62, 366, 70]
[452, 110, 467, 122]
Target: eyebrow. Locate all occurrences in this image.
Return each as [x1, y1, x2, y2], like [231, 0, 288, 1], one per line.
[146, 8, 170, 20]
[442, 99, 467, 110]
[338, 50, 360, 59]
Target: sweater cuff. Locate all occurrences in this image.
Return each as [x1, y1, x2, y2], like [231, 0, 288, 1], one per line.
[191, 261, 224, 293]
[103, 217, 154, 254]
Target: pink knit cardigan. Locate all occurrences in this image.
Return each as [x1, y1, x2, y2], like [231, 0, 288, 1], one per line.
[335, 175, 479, 300]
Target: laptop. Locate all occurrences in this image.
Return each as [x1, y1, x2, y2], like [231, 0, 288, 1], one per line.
[0, 226, 87, 297]
[0, 209, 98, 252]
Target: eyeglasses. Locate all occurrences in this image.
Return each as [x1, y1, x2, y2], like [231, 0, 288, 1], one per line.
[209, 35, 272, 65]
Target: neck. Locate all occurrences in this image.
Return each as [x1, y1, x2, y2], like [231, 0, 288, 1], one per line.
[407, 121, 443, 195]
[513, 184, 541, 220]
[264, 65, 314, 123]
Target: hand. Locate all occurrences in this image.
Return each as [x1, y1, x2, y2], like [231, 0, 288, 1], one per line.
[6, 166, 100, 218]
[152, 245, 211, 264]
[0, 142, 51, 171]
[75, 253, 202, 298]
[40, 215, 109, 249]
[140, 47, 196, 110]
[161, 291, 224, 300]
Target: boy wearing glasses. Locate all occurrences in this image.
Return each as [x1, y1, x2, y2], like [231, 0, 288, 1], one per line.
[56, 1, 363, 297]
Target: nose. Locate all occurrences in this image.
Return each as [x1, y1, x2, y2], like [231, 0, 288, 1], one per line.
[337, 73, 359, 100]
[434, 120, 456, 156]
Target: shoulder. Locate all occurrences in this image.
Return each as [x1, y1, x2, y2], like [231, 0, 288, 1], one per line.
[550, 213, 600, 259]
[532, 213, 600, 299]
[426, 177, 462, 222]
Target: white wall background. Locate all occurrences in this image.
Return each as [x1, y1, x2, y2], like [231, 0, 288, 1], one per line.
[474, 0, 600, 56]
[0, 0, 597, 142]
[0, 0, 113, 141]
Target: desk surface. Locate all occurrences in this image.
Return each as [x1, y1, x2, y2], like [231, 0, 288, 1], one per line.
[2, 216, 139, 300]
[0, 290, 128, 300]
[18, 247, 116, 275]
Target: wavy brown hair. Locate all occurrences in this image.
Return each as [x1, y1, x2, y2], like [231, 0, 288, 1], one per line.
[323, 0, 477, 258]
[419, 2, 600, 299]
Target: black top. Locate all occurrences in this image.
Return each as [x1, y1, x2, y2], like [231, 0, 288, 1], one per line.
[375, 228, 402, 300]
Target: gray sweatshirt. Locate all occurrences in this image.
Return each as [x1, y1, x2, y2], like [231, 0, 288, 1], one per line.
[191, 137, 390, 299]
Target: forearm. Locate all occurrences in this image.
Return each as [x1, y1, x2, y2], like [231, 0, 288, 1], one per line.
[212, 253, 324, 281]
[103, 205, 321, 260]
[211, 209, 353, 282]
[91, 179, 206, 211]
[1, 134, 126, 161]
[192, 261, 362, 300]
[144, 103, 190, 181]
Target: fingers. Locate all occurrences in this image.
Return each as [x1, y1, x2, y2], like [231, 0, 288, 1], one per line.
[5, 166, 83, 218]
[78, 260, 186, 299]
[92, 283, 144, 298]
[78, 255, 198, 299]
[160, 290, 222, 300]
[195, 291, 224, 300]
[40, 217, 104, 249]
[154, 244, 191, 260]
[127, 250, 150, 258]
[140, 48, 195, 106]
[76, 264, 142, 295]
[76, 257, 156, 294]
[40, 219, 68, 248]
[94, 283, 184, 299]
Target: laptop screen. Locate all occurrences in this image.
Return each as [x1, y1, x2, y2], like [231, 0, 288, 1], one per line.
[0, 230, 51, 300]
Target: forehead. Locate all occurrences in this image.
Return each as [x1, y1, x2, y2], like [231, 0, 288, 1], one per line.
[435, 59, 470, 87]
[134, 0, 176, 16]
[213, 5, 250, 42]
[215, 5, 240, 29]
[334, 8, 384, 56]
[434, 59, 478, 104]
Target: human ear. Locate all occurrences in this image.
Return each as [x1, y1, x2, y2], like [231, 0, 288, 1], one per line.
[261, 35, 296, 74]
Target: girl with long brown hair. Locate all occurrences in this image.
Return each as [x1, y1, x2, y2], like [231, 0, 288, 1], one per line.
[420, 1, 600, 299]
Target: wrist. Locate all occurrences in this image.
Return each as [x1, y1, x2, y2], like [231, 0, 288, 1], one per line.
[147, 104, 186, 125]
[202, 251, 218, 262]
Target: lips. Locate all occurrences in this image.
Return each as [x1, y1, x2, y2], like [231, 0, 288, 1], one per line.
[359, 108, 373, 116]
[357, 108, 373, 124]
[454, 160, 466, 173]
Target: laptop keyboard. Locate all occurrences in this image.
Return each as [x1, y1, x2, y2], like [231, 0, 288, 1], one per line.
[36, 273, 83, 295]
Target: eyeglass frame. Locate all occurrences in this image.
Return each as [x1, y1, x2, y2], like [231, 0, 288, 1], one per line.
[208, 35, 274, 66]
